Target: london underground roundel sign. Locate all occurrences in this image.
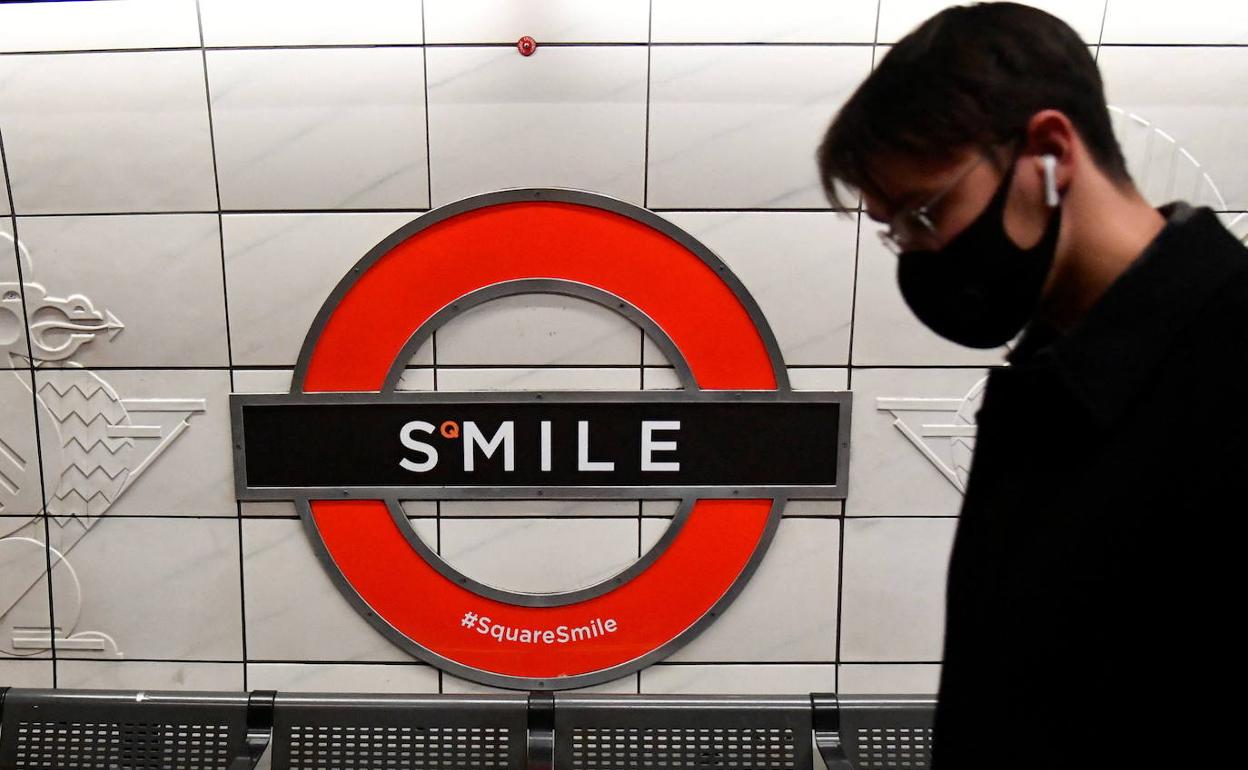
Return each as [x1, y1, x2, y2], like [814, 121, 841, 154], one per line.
[231, 189, 851, 689]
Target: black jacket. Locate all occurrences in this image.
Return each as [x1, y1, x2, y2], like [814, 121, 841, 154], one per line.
[933, 204, 1247, 768]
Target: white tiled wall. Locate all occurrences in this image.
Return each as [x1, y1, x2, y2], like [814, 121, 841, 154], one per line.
[1, 0, 1244, 696]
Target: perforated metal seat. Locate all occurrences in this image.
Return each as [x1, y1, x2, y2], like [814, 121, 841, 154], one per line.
[813, 694, 936, 770]
[550, 694, 813, 770]
[268, 693, 528, 770]
[0, 687, 270, 770]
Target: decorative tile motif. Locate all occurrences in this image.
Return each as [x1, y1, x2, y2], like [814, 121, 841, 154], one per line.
[13, 215, 228, 367]
[1099, 47, 1248, 210]
[848, 369, 988, 517]
[1, 234, 214, 657]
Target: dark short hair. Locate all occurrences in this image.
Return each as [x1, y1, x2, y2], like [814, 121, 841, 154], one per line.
[816, 2, 1129, 208]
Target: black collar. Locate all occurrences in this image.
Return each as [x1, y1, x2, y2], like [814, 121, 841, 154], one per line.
[1008, 203, 1248, 426]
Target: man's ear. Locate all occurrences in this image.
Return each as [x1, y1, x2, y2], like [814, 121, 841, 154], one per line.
[1024, 109, 1075, 192]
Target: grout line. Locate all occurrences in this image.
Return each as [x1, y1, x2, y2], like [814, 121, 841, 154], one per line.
[0, 124, 59, 687]
[12, 362, 1003, 372]
[194, 0, 248, 692]
[421, 0, 434, 209]
[210, 513, 956, 522]
[642, 0, 654, 209]
[44, 656, 926, 666]
[0, 40, 1241, 59]
[1095, 0, 1109, 63]
[0, 42, 886, 57]
[11, 208, 433, 218]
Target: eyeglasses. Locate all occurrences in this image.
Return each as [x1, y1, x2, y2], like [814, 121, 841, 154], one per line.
[877, 152, 994, 255]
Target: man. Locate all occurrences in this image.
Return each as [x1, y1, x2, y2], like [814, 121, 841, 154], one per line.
[818, 3, 1243, 768]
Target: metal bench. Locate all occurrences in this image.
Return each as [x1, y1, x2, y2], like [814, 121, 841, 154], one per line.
[0, 687, 934, 770]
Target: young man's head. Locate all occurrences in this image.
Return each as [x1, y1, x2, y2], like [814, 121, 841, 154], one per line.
[818, 2, 1154, 346]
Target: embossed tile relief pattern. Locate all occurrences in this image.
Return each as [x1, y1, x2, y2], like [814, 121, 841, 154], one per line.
[0, 0, 1243, 695]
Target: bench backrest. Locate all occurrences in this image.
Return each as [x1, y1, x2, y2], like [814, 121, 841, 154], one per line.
[0, 687, 258, 770]
[269, 693, 529, 770]
[551, 694, 814, 770]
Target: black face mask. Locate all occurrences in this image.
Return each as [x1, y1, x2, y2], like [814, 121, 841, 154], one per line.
[896, 163, 1061, 349]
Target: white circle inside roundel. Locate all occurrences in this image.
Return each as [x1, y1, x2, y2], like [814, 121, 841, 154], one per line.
[393, 293, 682, 596]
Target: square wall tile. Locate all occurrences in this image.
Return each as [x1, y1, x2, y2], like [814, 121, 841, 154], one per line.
[1102, 0, 1248, 44]
[642, 367, 681, 390]
[0, 659, 53, 687]
[223, 212, 420, 366]
[0, 512, 53, 660]
[837, 663, 941, 694]
[782, 500, 842, 517]
[426, 46, 648, 206]
[0, 51, 216, 214]
[33, 369, 235, 517]
[876, 1, 1106, 44]
[243, 518, 410, 662]
[232, 369, 294, 395]
[0, 369, 40, 517]
[435, 294, 641, 367]
[397, 368, 436, 391]
[208, 48, 430, 210]
[425, 0, 650, 43]
[247, 663, 440, 694]
[442, 670, 638, 694]
[440, 500, 637, 518]
[1099, 46, 1248, 210]
[652, 0, 877, 43]
[788, 368, 849, 391]
[48, 517, 243, 661]
[15, 215, 227, 367]
[657, 212, 856, 365]
[664, 517, 838, 662]
[0, 0, 201, 53]
[640, 663, 836, 694]
[647, 46, 871, 209]
[436, 367, 640, 391]
[851, 229, 1009, 366]
[56, 660, 245, 691]
[840, 517, 956, 662]
[199, 0, 423, 46]
[846, 368, 988, 517]
[439, 518, 639, 594]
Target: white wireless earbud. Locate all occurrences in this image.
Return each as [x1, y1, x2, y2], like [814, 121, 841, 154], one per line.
[1042, 154, 1060, 208]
